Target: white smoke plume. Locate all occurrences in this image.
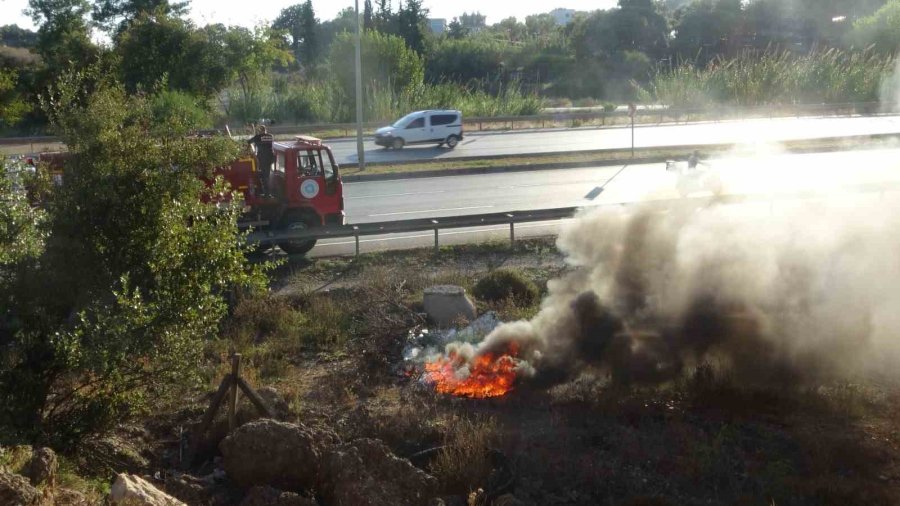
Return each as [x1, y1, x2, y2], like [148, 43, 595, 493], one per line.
[449, 189, 900, 388]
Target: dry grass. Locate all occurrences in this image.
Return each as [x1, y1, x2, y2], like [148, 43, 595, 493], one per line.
[430, 416, 501, 496]
[77, 238, 900, 505]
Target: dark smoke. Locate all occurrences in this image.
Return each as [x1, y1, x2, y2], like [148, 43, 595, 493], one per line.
[438, 195, 900, 389]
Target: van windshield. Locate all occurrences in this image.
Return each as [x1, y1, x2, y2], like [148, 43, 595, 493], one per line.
[392, 112, 419, 128]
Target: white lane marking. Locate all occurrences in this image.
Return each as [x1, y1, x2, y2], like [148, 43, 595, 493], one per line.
[346, 190, 446, 200]
[367, 205, 494, 217]
[317, 221, 572, 247]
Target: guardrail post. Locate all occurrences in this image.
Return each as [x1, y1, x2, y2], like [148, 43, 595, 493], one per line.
[353, 226, 360, 257]
[507, 214, 515, 248]
[432, 220, 439, 254]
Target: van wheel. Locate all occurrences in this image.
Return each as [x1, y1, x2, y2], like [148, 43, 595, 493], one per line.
[445, 135, 459, 149]
[392, 137, 405, 150]
[277, 215, 318, 255]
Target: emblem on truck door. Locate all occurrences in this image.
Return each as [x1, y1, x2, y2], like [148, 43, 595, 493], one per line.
[300, 179, 320, 199]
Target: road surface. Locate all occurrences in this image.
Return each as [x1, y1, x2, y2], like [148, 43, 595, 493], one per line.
[307, 146, 900, 257]
[328, 115, 900, 165]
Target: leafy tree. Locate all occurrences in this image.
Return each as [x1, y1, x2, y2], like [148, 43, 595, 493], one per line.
[375, 0, 394, 32]
[328, 30, 424, 116]
[525, 13, 558, 41]
[364, 0, 375, 31]
[0, 25, 39, 48]
[459, 12, 487, 32]
[0, 159, 45, 270]
[426, 37, 504, 83]
[27, 0, 99, 74]
[743, 0, 793, 49]
[274, 0, 320, 69]
[610, 0, 669, 58]
[847, 0, 900, 51]
[447, 18, 467, 40]
[0, 69, 30, 129]
[206, 24, 293, 117]
[671, 0, 743, 60]
[115, 14, 219, 95]
[396, 0, 428, 54]
[92, 0, 189, 34]
[492, 17, 527, 43]
[0, 70, 267, 448]
[320, 7, 358, 50]
[298, 1, 319, 66]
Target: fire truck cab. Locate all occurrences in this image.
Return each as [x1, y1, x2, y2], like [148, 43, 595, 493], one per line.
[218, 135, 345, 255]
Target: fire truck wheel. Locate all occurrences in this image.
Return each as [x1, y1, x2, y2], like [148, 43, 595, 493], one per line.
[445, 135, 460, 149]
[391, 137, 405, 150]
[277, 216, 318, 255]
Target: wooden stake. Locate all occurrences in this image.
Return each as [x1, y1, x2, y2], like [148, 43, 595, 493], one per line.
[228, 354, 242, 432]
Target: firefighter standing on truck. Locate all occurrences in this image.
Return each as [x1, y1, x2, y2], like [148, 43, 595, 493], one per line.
[247, 125, 274, 198]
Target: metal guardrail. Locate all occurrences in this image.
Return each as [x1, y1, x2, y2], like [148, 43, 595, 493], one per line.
[1, 102, 887, 148]
[250, 179, 900, 256]
[248, 207, 580, 255]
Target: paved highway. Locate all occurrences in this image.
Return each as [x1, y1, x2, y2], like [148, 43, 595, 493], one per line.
[328, 115, 900, 165]
[309, 146, 900, 257]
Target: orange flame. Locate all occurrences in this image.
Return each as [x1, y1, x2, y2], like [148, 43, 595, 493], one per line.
[424, 343, 519, 398]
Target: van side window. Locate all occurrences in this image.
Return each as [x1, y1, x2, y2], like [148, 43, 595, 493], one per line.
[406, 117, 425, 129]
[431, 114, 457, 126]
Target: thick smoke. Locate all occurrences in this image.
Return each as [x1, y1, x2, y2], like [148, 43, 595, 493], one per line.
[443, 191, 900, 388]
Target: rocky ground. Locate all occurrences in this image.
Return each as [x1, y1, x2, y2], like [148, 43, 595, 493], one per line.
[6, 239, 900, 505]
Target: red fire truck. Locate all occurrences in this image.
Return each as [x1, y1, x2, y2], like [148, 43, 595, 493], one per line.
[27, 135, 344, 256]
[220, 135, 345, 254]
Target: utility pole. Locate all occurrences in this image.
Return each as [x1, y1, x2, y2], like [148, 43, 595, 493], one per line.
[355, 0, 366, 170]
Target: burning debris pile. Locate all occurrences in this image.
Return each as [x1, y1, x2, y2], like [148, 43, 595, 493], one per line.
[419, 197, 900, 397]
[424, 342, 520, 398]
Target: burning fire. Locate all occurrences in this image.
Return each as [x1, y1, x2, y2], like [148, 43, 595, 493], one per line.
[424, 343, 519, 398]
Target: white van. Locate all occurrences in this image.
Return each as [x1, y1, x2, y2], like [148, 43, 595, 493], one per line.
[374, 110, 464, 150]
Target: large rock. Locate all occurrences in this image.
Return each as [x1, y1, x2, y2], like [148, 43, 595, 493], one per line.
[240, 485, 318, 506]
[109, 473, 186, 506]
[319, 438, 439, 506]
[165, 474, 222, 504]
[28, 448, 57, 488]
[194, 386, 294, 465]
[219, 419, 337, 492]
[423, 285, 477, 328]
[0, 471, 41, 506]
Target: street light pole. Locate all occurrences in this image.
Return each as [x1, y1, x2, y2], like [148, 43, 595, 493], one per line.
[354, 0, 366, 170]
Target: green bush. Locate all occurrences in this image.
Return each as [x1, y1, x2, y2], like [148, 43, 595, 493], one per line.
[0, 71, 269, 449]
[150, 89, 213, 134]
[473, 269, 539, 305]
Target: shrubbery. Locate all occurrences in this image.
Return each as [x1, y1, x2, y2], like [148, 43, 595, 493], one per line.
[0, 69, 269, 449]
[473, 269, 539, 305]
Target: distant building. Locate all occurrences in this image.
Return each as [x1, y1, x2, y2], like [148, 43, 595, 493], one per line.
[549, 8, 576, 26]
[428, 18, 448, 34]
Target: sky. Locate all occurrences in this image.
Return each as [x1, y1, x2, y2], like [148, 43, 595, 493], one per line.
[2, 0, 616, 31]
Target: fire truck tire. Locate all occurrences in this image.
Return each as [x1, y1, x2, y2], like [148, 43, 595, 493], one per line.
[445, 135, 460, 149]
[277, 215, 319, 255]
[391, 137, 405, 150]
